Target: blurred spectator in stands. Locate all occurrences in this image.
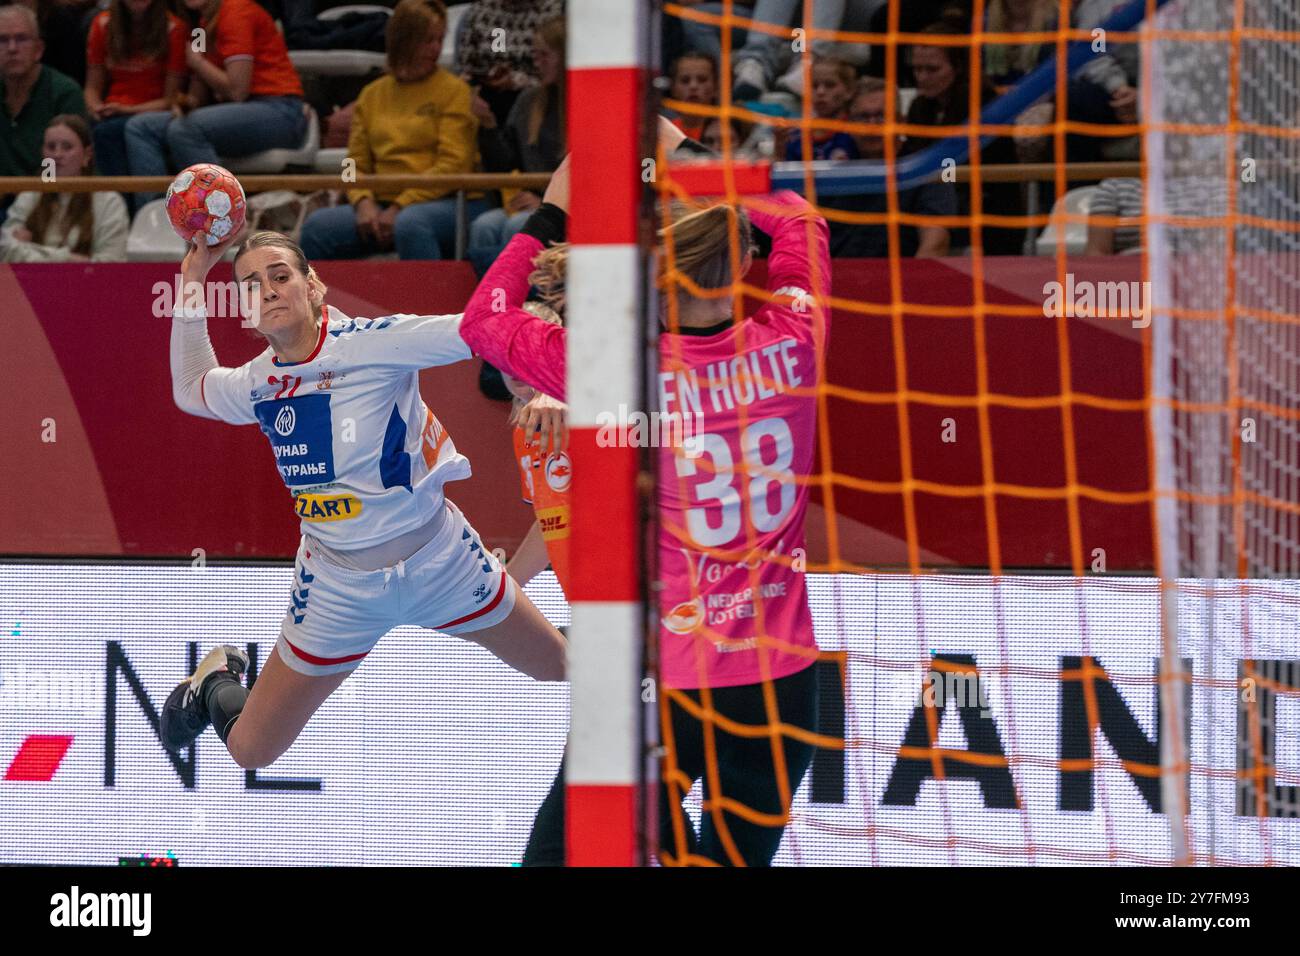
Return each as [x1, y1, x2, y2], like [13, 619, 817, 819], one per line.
[779, 55, 858, 161]
[663, 1, 752, 73]
[455, 0, 563, 127]
[1085, 176, 1142, 255]
[903, 15, 1025, 255]
[1, 113, 128, 261]
[662, 50, 716, 141]
[730, 0, 872, 102]
[84, 0, 187, 213]
[984, 0, 1055, 165]
[864, 0, 969, 88]
[1011, 0, 1139, 164]
[0, 3, 86, 187]
[984, 0, 1055, 88]
[123, 0, 307, 205]
[700, 115, 752, 156]
[1069, 0, 1138, 160]
[301, 0, 484, 260]
[31, 0, 97, 87]
[823, 77, 954, 258]
[467, 14, 563, 275]
[282, 0, 390, 53]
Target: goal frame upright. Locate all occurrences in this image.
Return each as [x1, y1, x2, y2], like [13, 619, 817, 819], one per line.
[564, 0, 654, 867]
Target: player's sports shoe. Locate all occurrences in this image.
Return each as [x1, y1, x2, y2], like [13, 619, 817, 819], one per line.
[159, 645, 248, 752]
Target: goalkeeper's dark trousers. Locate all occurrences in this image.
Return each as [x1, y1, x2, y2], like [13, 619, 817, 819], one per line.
[522, 662, 819, 866]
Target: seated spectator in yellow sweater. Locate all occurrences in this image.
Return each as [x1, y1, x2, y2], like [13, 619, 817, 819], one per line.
[300, 0, 483, 261]
[1, 114, 128, 262]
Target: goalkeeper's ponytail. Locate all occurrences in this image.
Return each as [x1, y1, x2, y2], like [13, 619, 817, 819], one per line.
[658, 200, 755, 293]
[522, 199, 755, 314]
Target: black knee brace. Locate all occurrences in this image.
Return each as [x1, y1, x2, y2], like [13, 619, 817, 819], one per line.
[203, 673, 247, 744]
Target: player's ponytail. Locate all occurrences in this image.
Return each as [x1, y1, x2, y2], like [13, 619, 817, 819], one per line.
[658, 200, 754, 294]
[524, 200, 754, 314]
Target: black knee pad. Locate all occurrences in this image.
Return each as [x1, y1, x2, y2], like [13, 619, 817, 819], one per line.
[203, 674, 247, 744]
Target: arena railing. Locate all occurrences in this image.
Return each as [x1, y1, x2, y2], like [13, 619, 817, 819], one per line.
[0, 164, 1141, 258]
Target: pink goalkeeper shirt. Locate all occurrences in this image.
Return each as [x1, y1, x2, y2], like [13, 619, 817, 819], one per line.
[460, 190, 831, 689]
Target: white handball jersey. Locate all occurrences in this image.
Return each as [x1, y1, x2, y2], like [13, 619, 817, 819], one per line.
[183, 304, 473, 549]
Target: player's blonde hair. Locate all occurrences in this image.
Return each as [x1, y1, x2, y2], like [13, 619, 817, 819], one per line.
[529, 245, 569, 313]
[233, 230, 328, 310]
[527, 201, 755, 313]
[659, 200, 755, 294]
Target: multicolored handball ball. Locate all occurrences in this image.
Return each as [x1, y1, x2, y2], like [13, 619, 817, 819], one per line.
[165, 163, 246, 245]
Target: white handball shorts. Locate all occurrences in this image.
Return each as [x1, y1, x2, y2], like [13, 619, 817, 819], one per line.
[274, 499, 517, 676]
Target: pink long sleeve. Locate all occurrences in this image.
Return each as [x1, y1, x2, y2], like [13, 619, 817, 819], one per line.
[459, 192, 829, 401]
[746, 190, 832, 301]
[459, 232, 568, 401]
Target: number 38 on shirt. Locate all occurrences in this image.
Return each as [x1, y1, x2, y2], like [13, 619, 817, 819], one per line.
[672, 417, 797, 549]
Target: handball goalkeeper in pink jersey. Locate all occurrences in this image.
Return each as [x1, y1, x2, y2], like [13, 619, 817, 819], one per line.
[461, 119, 831, 866]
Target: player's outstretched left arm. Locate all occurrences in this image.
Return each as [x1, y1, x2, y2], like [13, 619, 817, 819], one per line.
[328, 311, 475, 371]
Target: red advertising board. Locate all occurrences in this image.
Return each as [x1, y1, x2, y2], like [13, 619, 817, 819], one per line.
[0, 256, 1151, 569]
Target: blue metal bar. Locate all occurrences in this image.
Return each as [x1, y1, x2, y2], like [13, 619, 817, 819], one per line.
[769, 0, 1170, 196]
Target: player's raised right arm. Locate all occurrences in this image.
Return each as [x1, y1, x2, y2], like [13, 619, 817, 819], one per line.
[170, 232, 249, 423]
[460, 164, 570, 400]
[746, 191, 831, 304]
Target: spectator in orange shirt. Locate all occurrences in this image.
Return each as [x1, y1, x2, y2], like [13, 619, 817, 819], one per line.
[123, 0, 307, 202]
[84, 0, 188, 211]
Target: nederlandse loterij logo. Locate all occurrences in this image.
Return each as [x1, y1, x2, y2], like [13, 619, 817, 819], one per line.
[49, 886, 151, 936]
[1042, 273, 1153, 328]
[662, 598, 706, 634]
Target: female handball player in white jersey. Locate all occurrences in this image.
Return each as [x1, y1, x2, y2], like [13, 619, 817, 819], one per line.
[463, 121, 831, 866]
[159, 228, 566, 770]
